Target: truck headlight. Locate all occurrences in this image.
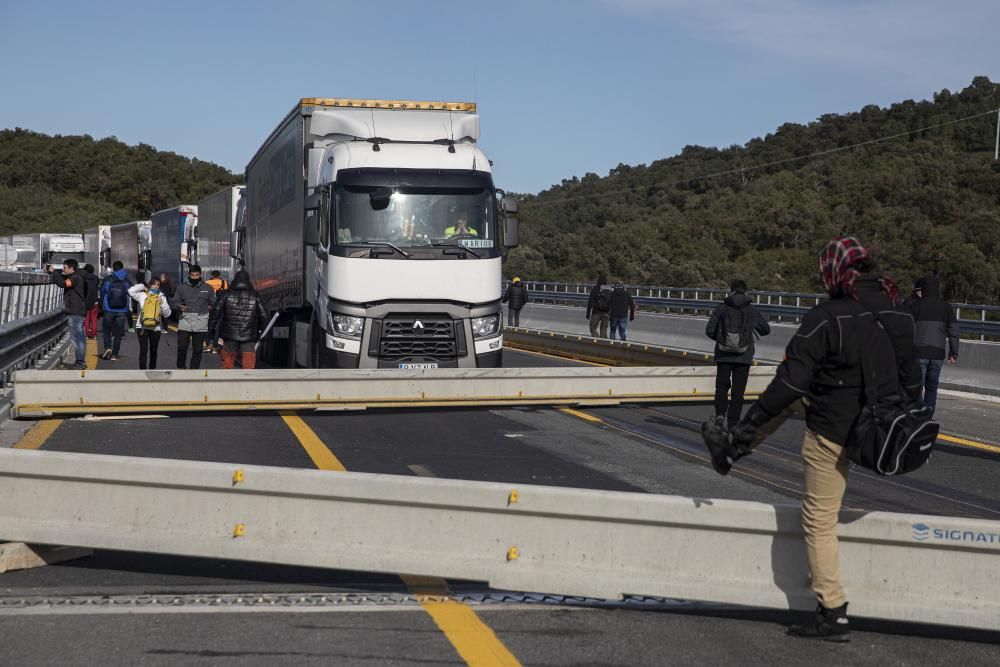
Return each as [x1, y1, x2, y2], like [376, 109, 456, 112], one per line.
[471, 314, 500, 339]
[328, 313, 364, 339]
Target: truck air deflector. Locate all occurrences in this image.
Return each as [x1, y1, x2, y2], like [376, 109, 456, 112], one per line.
[335, 168, 493, 190]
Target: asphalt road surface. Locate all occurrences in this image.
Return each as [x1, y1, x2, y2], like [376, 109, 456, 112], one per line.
[1, 332, 998, 665]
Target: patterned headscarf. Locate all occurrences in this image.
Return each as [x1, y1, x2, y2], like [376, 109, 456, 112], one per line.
[818, 237, 898, 302]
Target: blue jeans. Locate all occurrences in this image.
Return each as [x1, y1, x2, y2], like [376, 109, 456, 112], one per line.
[919, 358, 944, 416]
[610, 318, 628, 341]
[67, 314, 86, 368]
[102, 312, 126, 355]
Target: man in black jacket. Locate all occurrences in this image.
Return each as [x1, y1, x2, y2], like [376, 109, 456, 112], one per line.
[49, 259, 88, 370]
[705, 279, 771, 427]
[608, 281, 636, 341]
[702, 237, 921, 642]
[209, 271, 268, 369]
[909, 275, 958, 416]
[585, 275, 612, 338]
[501, 277, 529, 327]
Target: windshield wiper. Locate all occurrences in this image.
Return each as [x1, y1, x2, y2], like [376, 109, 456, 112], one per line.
[350, 241, 410, 258]
[427, 242, 481, 258]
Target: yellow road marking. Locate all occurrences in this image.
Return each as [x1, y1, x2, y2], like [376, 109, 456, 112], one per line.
[13, 419, 63, 450]
[279, 414, 521, 666]
[85, 339, 99, 370]
[401, 575, 522, 667]
[279, 412, 346, 471]
[559, 407, 605, 424]
[938, 433, 1000, 455]
[506, 345, 609, 367]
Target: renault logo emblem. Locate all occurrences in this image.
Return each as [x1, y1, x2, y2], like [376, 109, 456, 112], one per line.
[413, 320, 425, 330]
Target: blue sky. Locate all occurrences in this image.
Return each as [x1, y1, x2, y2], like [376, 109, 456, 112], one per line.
[1, 0, 998, 194]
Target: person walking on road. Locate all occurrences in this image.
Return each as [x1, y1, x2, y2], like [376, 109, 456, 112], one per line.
[99, 261, 132, 361]
[173, 265, 214, 370]
[48, 259, 87, 370]
[705, 279, 771, 428]
[203, 271, 229, 354]
[585, 275, 612, 338]
[81, 264, 100, 339]
[701, 237, 921, 642]
[909, 275, 958, 416]
[609, 281, 636, 341]
[208, 270, 268, 369]
[128, 277, 171, 370]
[502, 277, 529, 327]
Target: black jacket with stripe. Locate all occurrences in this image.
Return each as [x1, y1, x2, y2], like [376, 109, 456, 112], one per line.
[910, 276, 959, 361]
[756, 275, 922, 445]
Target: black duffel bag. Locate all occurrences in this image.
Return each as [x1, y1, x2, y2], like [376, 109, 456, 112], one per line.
[847, 310, 939, 476]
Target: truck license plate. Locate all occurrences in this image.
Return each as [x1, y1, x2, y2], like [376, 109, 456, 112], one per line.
[399, 362, 438, 369]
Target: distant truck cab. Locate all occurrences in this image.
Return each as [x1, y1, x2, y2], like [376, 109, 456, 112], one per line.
[236, 98, 519, 369]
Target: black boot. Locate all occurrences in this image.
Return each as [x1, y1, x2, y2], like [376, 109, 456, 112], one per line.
[788, 602, 850, 642]
[701, 416, 738, 475]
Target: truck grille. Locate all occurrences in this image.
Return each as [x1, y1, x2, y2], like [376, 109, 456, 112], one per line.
[379, 316, 457, 359]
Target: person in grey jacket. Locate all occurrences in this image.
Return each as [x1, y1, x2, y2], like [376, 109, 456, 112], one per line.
[173, 265, 215, 369]
[909, 275, 959, 416]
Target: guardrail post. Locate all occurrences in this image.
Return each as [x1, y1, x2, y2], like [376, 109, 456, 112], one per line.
[981, 309, 987, 342]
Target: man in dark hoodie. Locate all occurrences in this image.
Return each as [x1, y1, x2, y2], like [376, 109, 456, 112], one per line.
[208, 270, 268, 369]
[99, 261, 132, 361]
[705, 279, 771, 427]
[909, 275, 958, 416]
[585, 275, 613, 338]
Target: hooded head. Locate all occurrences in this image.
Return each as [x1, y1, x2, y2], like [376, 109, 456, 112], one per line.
[596, 274, 607, 287]
[818, 236, 898, 302]
[920, 275, 941, 299]
[229, 270, 254, 291]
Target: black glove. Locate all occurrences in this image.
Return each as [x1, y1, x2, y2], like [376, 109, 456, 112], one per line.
[585, 311, 591, 320]
[731, 401, 773, 456]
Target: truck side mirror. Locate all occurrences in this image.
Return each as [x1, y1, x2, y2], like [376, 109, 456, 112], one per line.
[502, 197, 519, 213]
[503, 216, 519, 248]
[229, 229, 244, 261]
[304, 211, 320, 246]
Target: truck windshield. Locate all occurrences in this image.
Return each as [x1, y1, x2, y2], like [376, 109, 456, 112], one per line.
[335, 186, 495, 252]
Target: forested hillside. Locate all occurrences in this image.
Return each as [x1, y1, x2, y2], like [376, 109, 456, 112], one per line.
[508, 77, 1000, 303]
[0, 129, 239, 235]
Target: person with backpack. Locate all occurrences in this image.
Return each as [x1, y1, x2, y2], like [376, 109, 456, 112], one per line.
[609, 281, 636, 341]
[208, 270, 268, 369]
[128, 277, 172, 370]
[99, 260, 132, 361]
[47, 259, 88, 370]
[701, 237, 922, 642]
[585, 275, 613, 338]
[705, 279, 771, 427]
[173, 265, 214, 370]
[81, 264, 100, 339]
[909, 275, 959, 416]
[501, 276, 529, 327]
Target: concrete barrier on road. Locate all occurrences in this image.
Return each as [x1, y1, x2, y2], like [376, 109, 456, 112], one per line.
[11, 366, 778, 417]
[513, 303, 1000, 394]
[0, 447, 997, 631]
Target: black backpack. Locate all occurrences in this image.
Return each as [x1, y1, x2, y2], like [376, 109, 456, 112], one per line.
[595, 285, 613, 313]
[847, 309, 938, 475]
[717, 305, 754, 353]
[106, 276, 129, 309]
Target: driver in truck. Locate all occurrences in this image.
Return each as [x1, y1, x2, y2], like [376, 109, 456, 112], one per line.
[445, 216, 478, 238]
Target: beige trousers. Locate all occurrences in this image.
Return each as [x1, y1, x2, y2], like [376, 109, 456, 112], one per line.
[800, 429, 850, 608]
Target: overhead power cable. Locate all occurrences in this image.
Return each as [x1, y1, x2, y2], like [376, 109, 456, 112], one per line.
[524, 107, 1000, 209]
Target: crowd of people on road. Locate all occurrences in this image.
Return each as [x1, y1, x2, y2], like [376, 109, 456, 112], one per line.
[50, 260, 269, 371]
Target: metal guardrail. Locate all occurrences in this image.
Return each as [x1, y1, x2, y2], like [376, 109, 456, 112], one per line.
[0, 272, 65, 384]
[11, 366, 778, 416]
[518, 280, 1000, 338]
[0, 447, 997, 630]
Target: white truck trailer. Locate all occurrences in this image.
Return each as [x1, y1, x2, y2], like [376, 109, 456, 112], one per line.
[110, 221, 151, 282]
[197, 186, 243, 281]
[84, 225, 111, 274]
[11, 233, 85, 271]
[150, 205, 197, 283]
[236, 98, 519, 368]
